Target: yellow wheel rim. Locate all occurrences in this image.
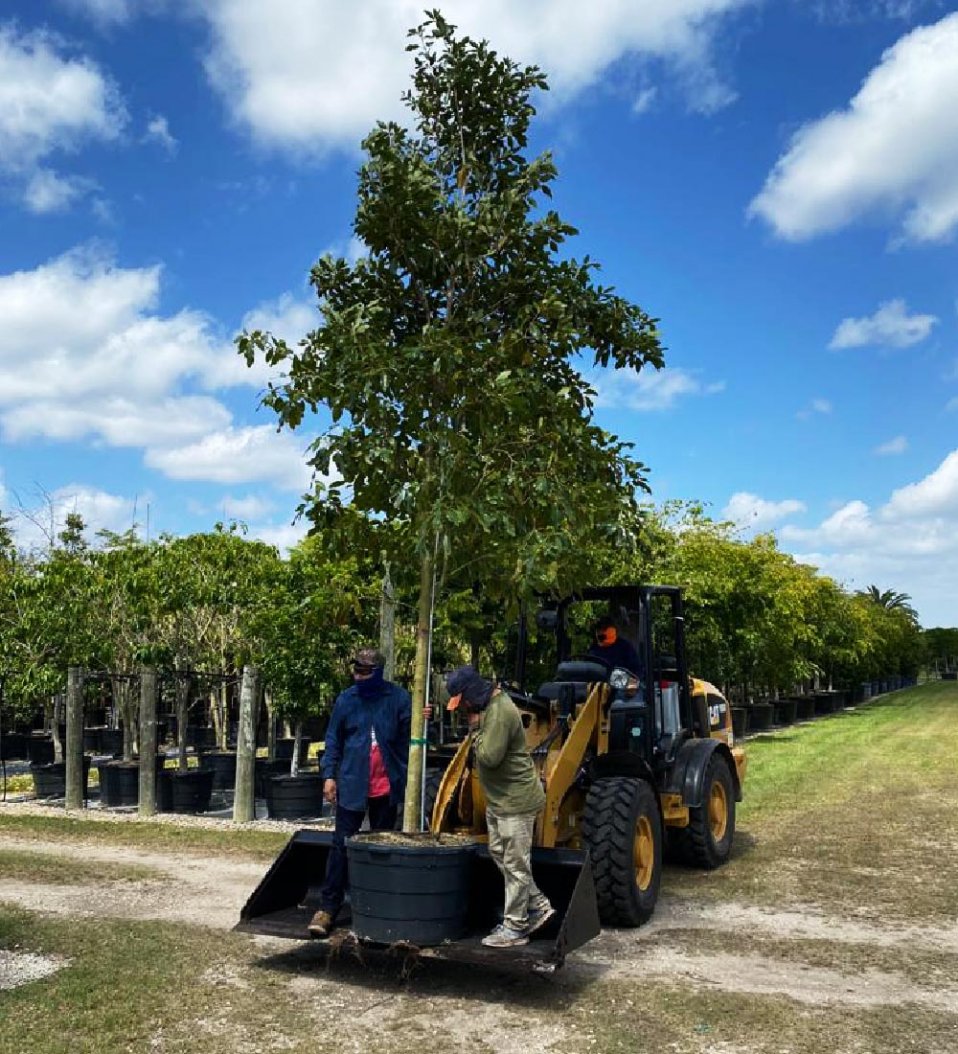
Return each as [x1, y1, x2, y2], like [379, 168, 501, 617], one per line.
[634, 815, 655, 891]
[709, 780, 728, 842]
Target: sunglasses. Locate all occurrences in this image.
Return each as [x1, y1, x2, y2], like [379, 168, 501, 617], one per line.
[352, 665, 376, 675]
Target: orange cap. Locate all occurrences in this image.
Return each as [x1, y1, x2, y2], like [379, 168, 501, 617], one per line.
[446, 693, 462, 711]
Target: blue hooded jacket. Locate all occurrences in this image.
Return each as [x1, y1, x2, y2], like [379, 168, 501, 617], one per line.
[320, 679, 411, 812]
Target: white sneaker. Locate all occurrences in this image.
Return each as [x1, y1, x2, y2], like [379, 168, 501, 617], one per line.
[481, 924, 529, 948]
[526, 902, 556, 934]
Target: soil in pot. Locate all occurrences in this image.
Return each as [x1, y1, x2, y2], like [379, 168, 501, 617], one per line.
[346, 833, 476, 945]
[264, 773, 325, 820]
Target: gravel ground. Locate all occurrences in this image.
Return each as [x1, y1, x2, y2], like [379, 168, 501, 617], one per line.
[0, 948, 68, 991]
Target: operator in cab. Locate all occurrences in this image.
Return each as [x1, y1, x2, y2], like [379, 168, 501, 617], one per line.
[588, 616, 642, 675]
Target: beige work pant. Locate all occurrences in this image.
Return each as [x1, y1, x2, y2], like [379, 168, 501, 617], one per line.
[486, 808, 550, 932]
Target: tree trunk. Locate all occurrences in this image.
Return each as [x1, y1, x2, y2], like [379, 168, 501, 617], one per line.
[291, 718, 302, 777]
[176, 673, 191, 773]
[379, 564, 396, 681]
[51, 694, 63, 764]
[402, 550, 433, 832]
[64, 668, 84, 811]
[233, 665, 259, 823]
[266, 689, 276, 761]
[138, 668, 158, 816]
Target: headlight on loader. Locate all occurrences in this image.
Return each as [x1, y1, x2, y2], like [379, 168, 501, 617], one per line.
[609, 668, 639, 695]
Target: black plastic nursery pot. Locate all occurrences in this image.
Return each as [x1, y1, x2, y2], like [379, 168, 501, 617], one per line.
[99, 728, 124, 757]
[83, 727, 104, 753]
[265, 773, 325, 820]
[31, 757, 92, 799]
[747, 702, 773, 731]
[346, 835, 476, 946]
[200, 750, 237, 791]
[97, 756, 168, 807]
[162, 767, 214, 814]
[814, 692, 837, 716]
[795, 696, 816, 720]
[1, 732, 29, 761]
[731, 707, 749, 738]
[255, 758, 291, 798]
[775, 699, 798, 725]
[27, 736, 55, 766]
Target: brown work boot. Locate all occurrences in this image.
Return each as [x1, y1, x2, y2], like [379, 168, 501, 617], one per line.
[307, 910, 333, 938]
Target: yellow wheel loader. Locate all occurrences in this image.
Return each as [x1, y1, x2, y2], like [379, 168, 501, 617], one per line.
[237, 585, 746, 970]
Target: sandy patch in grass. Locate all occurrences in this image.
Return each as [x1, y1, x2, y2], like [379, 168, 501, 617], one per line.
[0, 948, 67, 990]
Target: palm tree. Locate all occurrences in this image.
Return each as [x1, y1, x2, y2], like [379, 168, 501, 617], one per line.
[858, 585, 918, 622]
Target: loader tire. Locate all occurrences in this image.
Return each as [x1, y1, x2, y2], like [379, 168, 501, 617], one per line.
[582, 777, 662, 927]
[675, 754, 735, 869]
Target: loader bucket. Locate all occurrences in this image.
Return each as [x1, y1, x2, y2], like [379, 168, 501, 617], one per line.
[235, 830, 600, 971]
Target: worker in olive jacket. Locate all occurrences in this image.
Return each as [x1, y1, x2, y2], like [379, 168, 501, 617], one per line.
[445, 665, 554, 948]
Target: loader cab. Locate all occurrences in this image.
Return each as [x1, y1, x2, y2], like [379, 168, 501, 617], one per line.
[530, 585, 694, 771]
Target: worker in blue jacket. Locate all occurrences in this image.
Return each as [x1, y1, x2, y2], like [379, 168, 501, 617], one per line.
[308, 647, 411, 937]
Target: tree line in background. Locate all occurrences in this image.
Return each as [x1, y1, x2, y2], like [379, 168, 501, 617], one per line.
[0, 498, 946, 747]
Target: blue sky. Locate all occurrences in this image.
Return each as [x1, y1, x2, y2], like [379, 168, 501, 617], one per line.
[1, 1, 956, 626]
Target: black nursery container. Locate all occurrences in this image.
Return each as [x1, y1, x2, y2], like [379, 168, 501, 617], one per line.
[163, 768, 214, 814]
[31, 756, 92, 799]
[27, 736, 55, 766]
[1, 732, 28, 760]
[264, 773, 325, 820]
[345, 836, 476, 946]
[200, 750, 237, 791]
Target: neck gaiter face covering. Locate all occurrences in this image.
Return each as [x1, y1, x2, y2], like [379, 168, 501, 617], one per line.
[356, 667, 385, 698]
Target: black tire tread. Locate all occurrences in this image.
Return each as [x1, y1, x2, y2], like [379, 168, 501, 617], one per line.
[582, 776, 661, 927]
[675, 754, 735, 869]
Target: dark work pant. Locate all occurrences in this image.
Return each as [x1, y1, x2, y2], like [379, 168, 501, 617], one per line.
[319, 795, 398, 916]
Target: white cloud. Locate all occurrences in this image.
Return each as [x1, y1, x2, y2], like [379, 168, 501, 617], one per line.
[143, 114, 177, 155]
[200, 0, 754, 152]
[247, 518, 309, 553]
[22, 169, 97, 214]
[875, 435, 908, 455]
[829, 299, 938, 350]
[796, 397, 832, 420]
[749, 13, 958, 243]
[0, 246, 310, 487]
[239, 291, 314, 349]
[778, 447, 958, 624]
[0, 26, 125, 211]
[632, 86, 658, 115]
[144, 426, 313, 491]
[220, 493, 275, 521]
[722, 491, 806, 530]
[592, 366, 725, 412]
[12, 483, 145, 551]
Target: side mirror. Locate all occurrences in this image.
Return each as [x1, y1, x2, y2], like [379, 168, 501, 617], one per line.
[535, 608, 559, 631]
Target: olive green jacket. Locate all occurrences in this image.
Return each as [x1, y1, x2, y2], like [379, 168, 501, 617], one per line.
[474, 690, 546, 816]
